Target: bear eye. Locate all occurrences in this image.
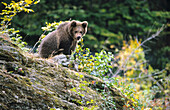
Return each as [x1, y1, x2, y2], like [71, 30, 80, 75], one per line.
[80, 31, 82, 34]
[75, 31, 78, 33]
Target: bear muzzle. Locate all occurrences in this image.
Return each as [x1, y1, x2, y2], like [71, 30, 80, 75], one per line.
[77, 36, 81, 40]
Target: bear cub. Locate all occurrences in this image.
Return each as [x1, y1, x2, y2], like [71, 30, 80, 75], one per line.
[39, 20, 88, 58]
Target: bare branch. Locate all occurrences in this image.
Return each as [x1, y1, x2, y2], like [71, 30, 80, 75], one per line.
[29, 30, 47, 53]
[149, 76, 164, 91]
[113, 24, 166, 77]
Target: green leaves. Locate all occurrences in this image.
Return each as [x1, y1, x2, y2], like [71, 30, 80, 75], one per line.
[148, 65, 154, 75]
[11, 34, 30, 51]
[71, 39, 114, 78]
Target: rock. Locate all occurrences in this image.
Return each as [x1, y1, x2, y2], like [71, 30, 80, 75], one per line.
[52, 54, 70, 67]
[0, 36, 135, 110]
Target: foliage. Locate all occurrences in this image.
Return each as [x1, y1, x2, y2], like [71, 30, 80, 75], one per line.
[0, 0, 40, 51]
[114, 38, 147, 77]
[72, 32, 169, 109]
[1, 0, 168, 69]
[70, 40, 118, 109]
[70, 72, 99, 109]
[71, 39, 114, 78]
[40, 21, 63, 38]
[0, 0, 169, 110]
[112, 36, 169, 109]
[1, 0, 34, 26]
[11, 34, 29, 51]
[0, 0, 38, 32]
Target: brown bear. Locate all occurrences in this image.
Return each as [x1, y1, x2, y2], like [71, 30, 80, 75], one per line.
[39, 20, 88, 58]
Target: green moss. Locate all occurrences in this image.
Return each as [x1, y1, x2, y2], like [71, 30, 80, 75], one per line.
[0, 37, 135, 109]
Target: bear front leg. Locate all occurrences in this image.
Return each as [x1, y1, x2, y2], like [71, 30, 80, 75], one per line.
[70, 41, 77, 54]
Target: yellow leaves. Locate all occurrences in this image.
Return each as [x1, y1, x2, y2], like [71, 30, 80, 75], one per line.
[25, 9, 34, 13]
[42, 21, 62, 31]
[130, 58, 136, 65]
[70, 87, 77, 92]
[75, 72, 79, 76]
[34, 0, 40, 4]
[75, 72, 84, 78]
[148, 65, 154, 74]
[86, 99, 94, 104]
[135, 49, 140, 53]
[83, 54, 86, 56]
[79, 75, 84, 78]
[134, 94, 139, 100]
[116, 38, 147, 77]
[125, 70, 134, 76]
[25, 0, 33, 4]
[131, 98, 135, 103]
[1, 2, 7, 6]
[78, 65, 83, 70]
[24, 0, 41, 5]
[85, 63, 91, 67]
[122, 40, 127, 47]
[144, 108, 152, 110]
[41, 35, 46, 39]
[127, 78, 131, 81]
[140, 65, 145, 73]
[13, 30, 20, 33]
[1, 0, 39, 29]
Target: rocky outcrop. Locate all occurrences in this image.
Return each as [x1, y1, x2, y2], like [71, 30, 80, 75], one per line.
[0, 37, 134, 110]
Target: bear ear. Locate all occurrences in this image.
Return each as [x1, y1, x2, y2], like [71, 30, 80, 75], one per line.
[82, 21, 88, 28]
[71, 20, 77, 27]
[82, 21, 88, 36]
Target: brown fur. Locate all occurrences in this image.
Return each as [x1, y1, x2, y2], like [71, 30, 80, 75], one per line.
[39, 20, 88, 58]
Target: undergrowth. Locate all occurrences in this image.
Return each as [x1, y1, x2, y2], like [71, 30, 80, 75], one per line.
[0, 0, 169, 110]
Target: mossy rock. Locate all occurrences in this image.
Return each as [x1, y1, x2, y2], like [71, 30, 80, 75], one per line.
[0, 37, 134, 110]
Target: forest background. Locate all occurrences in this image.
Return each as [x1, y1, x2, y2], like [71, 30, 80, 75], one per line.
[0, 0, 169, 70]
[0, 0, 170, 109]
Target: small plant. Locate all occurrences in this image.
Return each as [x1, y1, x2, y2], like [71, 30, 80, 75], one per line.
[11, 34, 29, 51]
[70, 39, 120, 109]
[70, 72, 98, 109]
[71, 38, 114, 78]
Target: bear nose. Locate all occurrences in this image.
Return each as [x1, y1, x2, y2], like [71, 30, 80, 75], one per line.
[77, 36, 81, 40]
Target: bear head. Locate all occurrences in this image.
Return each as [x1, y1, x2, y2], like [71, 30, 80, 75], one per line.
[68, 20, 88, 41]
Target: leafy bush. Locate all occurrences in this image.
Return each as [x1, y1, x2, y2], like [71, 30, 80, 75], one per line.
[70, 39, 114, 78]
